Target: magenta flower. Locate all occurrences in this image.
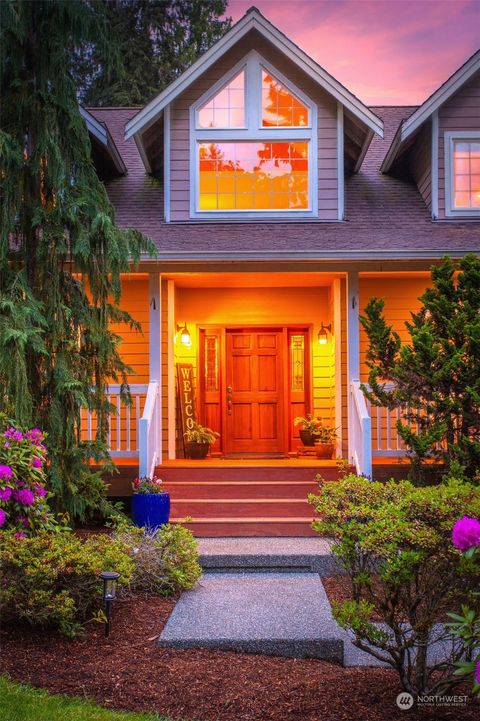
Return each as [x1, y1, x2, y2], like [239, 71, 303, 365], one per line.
[4, 428, 23, 442]
[475, 661, 480, 685]
[452, 516, 480, 552]
[25, 428, 44, 445]
[14, 532, 26, 539]
[31, 457, 43, 469]
[15, 488, 35, 506]
[0, 465, 12, 480]
[0, 487, 13, 502]
[33, 484, 46, 497]
[0, 508, 6, 527]
[16, 515, 30, 528]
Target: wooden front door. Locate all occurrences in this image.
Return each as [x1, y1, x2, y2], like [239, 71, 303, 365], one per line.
[225, 329, 285, 454]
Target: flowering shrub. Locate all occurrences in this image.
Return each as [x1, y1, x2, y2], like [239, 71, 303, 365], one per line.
[310, 474, 480, 696]
[0, 423, 54, 536]
[0, 530, 134, 636]
[132, 475, 165, 494]
[448, 516, 480, 695]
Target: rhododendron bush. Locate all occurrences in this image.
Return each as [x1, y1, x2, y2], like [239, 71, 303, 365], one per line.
[0, 422, 53, 536]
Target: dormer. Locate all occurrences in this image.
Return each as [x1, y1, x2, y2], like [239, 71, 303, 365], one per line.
[125, 7, 383, 223]
[382, 50, 480, 221]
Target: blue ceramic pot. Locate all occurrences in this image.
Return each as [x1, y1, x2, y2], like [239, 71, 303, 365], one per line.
[131, 492, 170, 529]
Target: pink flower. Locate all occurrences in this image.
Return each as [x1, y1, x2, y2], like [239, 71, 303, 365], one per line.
[4, 428, 23, 442]
[475, 661, 480, 685]
[0, 487, 12, 502]
[0, 508, 6, 527]
[25, 428, 44, 446]
[452, 516, 480, 552]
[14, 532, 26, 539]
[0, 465, 12, 480]
[33, 484, 46, 497]
[15, 488, 35, 506]
[16, 515, 29, 528]
[31, 457, 43, 469]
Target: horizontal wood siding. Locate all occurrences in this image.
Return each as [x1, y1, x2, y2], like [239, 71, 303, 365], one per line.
[170, 29, 338, 222]
[438, 69, 480, 218]
[409, 122, 431, 210]
[111, 276, 149, 383]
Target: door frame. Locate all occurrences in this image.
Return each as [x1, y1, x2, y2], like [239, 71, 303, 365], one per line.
[198, 324, 313, 455]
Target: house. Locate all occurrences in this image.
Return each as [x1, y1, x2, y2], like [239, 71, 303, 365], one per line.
[83, 7, 480, 535]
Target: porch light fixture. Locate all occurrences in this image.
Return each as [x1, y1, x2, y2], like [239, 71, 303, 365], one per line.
[99, 570, 120, 637]
[176, 322, 192, 348]
[318, 323, 331, 345]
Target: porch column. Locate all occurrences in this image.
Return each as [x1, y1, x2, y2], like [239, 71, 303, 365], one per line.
[149, 272, 162, 465]
[167, 279, 176, 459]
[346, 271, 360, 464]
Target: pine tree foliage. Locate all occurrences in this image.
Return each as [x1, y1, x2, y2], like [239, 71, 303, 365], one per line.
[75, 0, 231, 106]
[0, 0, 155, 518]
[360, 255, 480, 482]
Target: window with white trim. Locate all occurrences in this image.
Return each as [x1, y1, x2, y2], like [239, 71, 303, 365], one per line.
[190, 51, 317, 217]
[445, 131, 480, 217]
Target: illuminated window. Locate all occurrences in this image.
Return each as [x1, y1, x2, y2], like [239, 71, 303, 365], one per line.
[199, 141, 308, 210]
[453, 141, 480, 209]
[192, 51, 316, 216]
[262, 70, 308, 127]
[197, 71, 245, 129]
[205, 335, 219, 391]
[290, 334, 305, 391]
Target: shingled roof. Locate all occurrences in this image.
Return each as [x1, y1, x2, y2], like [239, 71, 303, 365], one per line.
[89, 106, 480, 261]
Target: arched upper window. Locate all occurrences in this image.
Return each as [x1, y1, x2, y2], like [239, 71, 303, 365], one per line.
[190, 51, 317, 217]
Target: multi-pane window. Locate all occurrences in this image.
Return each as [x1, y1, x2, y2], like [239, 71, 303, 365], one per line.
[261, 71, 308, 127]
[453, 141, 480, 209]
[197, 71, 245, 129]
[192, 51, 315, 215]
[198, 141, 308, 210]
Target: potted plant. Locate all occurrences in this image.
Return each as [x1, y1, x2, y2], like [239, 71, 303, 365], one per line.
[131, 476, 170, 529]
[184, 422, 220, 459]
[294, 414, 321, 446]
[313, 426, 338, 459]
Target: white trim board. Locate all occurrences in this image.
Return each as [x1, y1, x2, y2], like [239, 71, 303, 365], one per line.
[124, 7, 383, 143]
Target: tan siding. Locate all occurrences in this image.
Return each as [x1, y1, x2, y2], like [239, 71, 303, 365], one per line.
[438, 69, 480, 218]
[170, 29, 338, 222]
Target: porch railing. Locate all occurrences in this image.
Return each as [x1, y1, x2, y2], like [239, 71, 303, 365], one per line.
[350, 381, 373, 478]
[138, 381, 160, 478]
[82, 383, 148, 458]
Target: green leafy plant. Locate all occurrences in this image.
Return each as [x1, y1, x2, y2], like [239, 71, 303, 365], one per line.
[0, 530, 134, 636]
[294, 414, 320, 434]
[310, 473, 480, 695]
[112, 518, 201, 596]
[313, 425, 338, 444]
[131, 475, 166, 494]
[360, 254, 480, 482]
[184, 422, 219, 445]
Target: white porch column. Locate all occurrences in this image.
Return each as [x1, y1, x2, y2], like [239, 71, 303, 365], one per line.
[346, 271, 360, 464]
[148, 272, 162, 465]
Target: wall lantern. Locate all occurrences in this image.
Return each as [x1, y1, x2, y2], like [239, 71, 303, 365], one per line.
[99, 570, 120, 637]
[318, 323, 331, 345]
[176, 322, 192, 348]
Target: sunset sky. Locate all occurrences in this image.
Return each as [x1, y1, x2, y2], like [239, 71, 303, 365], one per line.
[224, 0, 480, 106]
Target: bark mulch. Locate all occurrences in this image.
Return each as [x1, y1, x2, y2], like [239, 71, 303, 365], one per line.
[0, 594, 477, 721]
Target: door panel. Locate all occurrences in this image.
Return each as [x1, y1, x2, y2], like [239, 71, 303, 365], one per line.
[225, 329, 284, 454]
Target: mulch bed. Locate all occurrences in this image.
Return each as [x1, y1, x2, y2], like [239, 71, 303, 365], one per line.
[1, 594, 477, 721]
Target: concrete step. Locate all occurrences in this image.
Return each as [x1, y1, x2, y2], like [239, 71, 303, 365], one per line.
[172, 517, 318, 537]
[197, 537, 340, 575]
[170, 497, 315, 518]
[163, 480, 320, 499]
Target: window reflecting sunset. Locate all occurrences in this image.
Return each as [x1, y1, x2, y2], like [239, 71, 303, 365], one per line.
[454, 141, 480, 209]
[261, 71, 308, 127]
[198, 141, 309, 210]
[197, 71, 245, 128]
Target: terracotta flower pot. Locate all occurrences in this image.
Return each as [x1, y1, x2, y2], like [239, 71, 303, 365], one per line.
[314, 442, 335, 460]
[185, 441, 210, 459]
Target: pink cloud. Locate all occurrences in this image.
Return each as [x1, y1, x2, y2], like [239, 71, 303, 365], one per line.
[224, 1, 480, 105]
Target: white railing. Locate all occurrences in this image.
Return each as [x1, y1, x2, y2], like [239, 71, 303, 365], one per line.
[83, 384, 148, 458]
[139, 381, 160, 478]
[350, 380, 373, 477]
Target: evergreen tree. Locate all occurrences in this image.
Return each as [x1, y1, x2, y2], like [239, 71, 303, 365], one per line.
[0, 0, 155, 518]
[360, 255, 480, 482]
[75, 0, 231, 106]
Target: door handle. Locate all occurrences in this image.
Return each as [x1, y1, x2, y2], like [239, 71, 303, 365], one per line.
[227, 386, 233, 415]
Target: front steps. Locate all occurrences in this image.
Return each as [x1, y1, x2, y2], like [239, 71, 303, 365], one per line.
[157, 464, 335, 537]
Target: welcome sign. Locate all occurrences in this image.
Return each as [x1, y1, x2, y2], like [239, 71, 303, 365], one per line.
[176, 364, 196, 451]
